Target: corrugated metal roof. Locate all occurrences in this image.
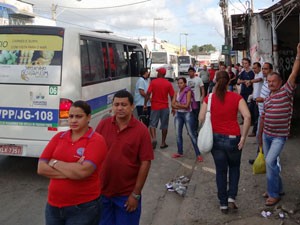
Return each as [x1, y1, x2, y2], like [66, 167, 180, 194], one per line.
[260, 0, 300, 17]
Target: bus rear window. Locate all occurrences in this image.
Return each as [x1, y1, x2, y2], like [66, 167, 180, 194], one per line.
[0, 33, 63, 85]
[152, 52, 168, 64]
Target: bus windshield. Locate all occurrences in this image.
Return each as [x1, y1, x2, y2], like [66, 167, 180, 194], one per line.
[152, 52, 167, 64]
[178, 56, 190, 64]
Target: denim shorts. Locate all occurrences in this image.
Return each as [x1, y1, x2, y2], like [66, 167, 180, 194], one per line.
[149, 108, 170, 129]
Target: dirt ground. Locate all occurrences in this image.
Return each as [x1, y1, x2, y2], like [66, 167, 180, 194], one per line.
[140, 117, 300, 225]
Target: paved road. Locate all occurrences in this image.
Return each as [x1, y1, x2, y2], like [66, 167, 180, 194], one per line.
[0, 156, 47, 225]
[1, 113, 300, 225]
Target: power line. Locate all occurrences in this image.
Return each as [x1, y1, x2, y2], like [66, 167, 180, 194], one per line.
[44, 0, 151, 10]
[238, 0, 247, 11]
[228, 0, 245, 13]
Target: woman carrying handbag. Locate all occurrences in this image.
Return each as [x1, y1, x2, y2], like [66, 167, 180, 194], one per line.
[199, 71, 251, 213]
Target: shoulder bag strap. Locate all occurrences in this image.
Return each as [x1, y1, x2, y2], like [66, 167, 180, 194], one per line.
[207, 93, 212, 112]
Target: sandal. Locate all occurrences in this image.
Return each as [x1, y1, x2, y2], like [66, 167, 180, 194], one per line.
[262, 192, 285, 198]
[160, 144, 168, 149]
[172, 153, 183, 158]
[152, 140, 157, 149]
[265, 197, 281, 206]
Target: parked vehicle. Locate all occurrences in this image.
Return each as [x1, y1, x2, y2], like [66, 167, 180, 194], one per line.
[149, 51, 178, 81]
[0, 25, 146, 157]
[178, 55, 196, 75]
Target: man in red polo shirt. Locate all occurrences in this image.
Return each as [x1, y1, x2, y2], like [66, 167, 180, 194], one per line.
[96, 90, 153, 225]
[144, 67, 175, 149]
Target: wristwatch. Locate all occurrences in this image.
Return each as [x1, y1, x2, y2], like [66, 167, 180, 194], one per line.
[50, 160, 58, 168]
[131, 192, 141, 200]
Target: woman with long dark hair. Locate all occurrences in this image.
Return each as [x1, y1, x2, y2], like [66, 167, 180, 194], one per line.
[172, 77, 203, 162]
[38, 100, 107, 225]
[199, 71, 251, 213]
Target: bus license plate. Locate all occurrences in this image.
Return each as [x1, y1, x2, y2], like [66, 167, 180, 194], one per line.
[0, 145, 23, 155]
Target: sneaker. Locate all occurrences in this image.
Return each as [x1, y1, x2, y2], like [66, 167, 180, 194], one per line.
[220, 206, 228, 214]
[197, 155, 204, 162]
[228, 198, 238, 209]
[172, 153, 183, 158]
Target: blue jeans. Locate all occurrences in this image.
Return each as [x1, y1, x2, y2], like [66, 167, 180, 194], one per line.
[45, 197, 101, 225]
[174, 111, 200, 156]
[191, 101, 200, 132]
[263, 133, 287, 198]
[211, 133, 241, 206]
[99, 195, 141, 225]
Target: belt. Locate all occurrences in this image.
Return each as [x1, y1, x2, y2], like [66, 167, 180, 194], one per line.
[213, 133, 240, 139]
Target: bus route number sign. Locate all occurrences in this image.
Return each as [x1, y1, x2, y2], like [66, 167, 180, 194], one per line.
[49, 86, 58, 95]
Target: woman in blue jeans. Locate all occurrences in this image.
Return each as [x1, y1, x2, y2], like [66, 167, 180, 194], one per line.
[199, 71, 251, 213]
[171, 77, 203, 162]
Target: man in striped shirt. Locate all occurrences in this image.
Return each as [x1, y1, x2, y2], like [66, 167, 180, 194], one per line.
[259, 43, 300, 207]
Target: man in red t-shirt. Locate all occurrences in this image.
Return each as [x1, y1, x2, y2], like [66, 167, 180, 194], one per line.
[96, 90, 153, 225]
[208, 63, 217, 94]
[144, 67, 174, 149]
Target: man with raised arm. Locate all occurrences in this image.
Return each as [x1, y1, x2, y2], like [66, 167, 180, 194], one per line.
[259, 43, 300, 207]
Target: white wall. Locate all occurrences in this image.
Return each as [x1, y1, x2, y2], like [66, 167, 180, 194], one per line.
[249, 14, 273, 65]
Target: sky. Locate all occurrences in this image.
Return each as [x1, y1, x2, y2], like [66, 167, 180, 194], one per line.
[26, 0, 280, 51]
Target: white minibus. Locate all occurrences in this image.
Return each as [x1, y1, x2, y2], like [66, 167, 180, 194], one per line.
[149, 51, 178, 81]
[178, 55, 196, 75]
[0, 25, 146, 157]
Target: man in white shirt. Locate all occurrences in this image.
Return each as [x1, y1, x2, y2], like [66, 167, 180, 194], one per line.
[186, 67, 205, 133]
[248, 62, 272, 164]
[247, 62, 263, 137]
[134, 68, 151, 126]
[199, 65, 210, 96]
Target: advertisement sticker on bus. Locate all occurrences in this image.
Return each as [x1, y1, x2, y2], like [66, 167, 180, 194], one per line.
[0, 34, 63, 85]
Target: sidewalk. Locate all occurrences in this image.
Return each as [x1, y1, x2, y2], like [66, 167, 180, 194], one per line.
[141, 115, 300, 225]
[176, 127, 300, 225]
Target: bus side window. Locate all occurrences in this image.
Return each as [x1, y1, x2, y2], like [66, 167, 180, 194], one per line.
[80, 39, 90, 86]
[102, 43, 109, 78]
[108, 43, 117, 78]
[115, 43, 129, 77]
[87, 40, 105, 82]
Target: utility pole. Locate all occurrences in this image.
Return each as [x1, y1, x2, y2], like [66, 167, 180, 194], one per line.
[51, 4, 58, 20]
[219, 0, 231, 66]
[153, 18, 163, 51]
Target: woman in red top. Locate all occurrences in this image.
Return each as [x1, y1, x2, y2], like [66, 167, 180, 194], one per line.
[37, 100, 107, 225]
[199, 71, 251, 214]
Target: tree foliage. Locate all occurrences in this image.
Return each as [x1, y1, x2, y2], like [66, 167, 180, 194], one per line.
[189, 44, 216, 55]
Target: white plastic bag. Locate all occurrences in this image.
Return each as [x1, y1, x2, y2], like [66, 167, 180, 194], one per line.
[197, 94, 213, 153]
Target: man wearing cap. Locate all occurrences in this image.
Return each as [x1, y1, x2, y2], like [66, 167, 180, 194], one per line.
[144, 67, 175, 149]
[187, 66, 205, 133]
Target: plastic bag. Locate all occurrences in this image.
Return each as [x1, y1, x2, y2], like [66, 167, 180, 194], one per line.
[253, 146, 266, 174]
